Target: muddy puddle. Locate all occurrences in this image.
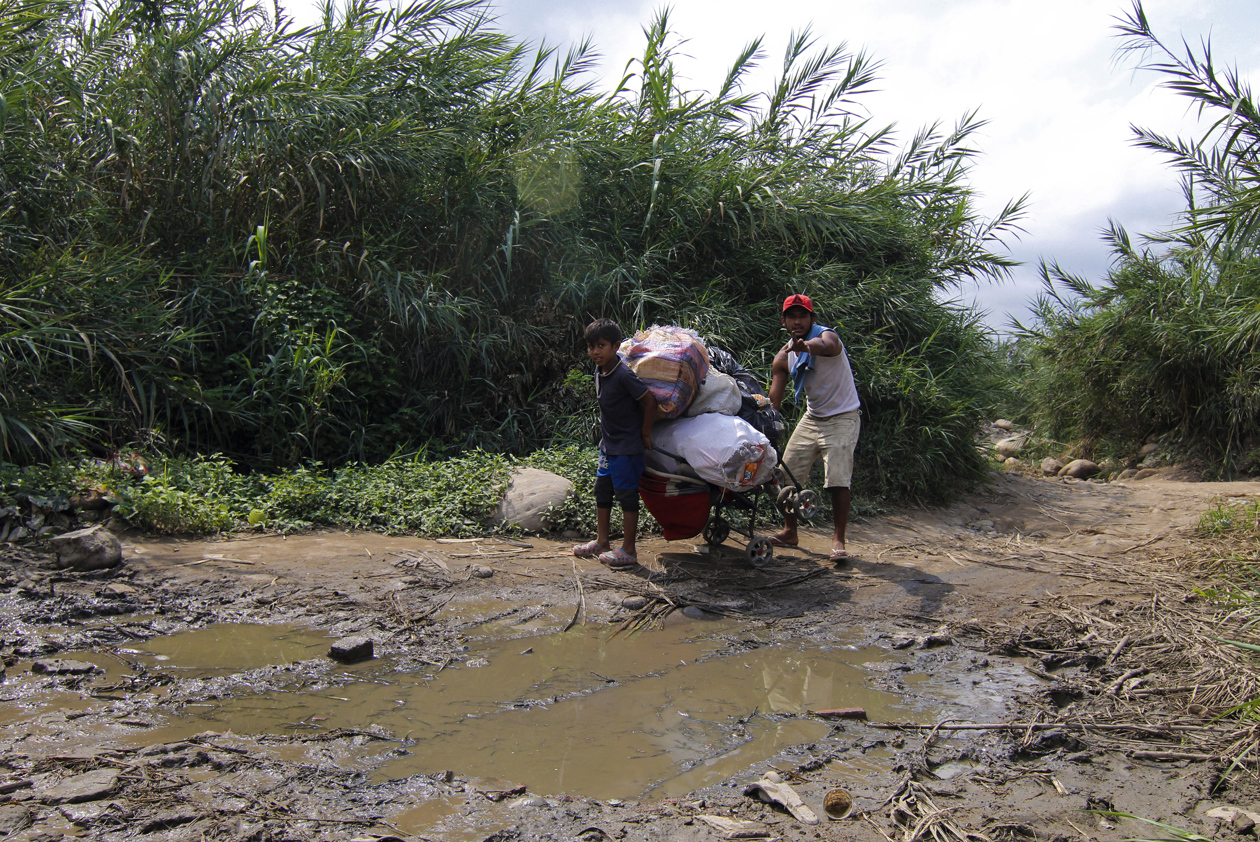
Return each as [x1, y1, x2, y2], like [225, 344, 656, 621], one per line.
[4, 618, 1033, 802]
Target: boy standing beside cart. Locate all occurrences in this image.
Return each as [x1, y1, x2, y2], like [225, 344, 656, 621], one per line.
[768, 294, 861, 560]
[572, 318, 658, 570]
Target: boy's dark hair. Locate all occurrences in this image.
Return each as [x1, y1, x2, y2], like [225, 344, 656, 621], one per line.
[584, 318, 623, 348]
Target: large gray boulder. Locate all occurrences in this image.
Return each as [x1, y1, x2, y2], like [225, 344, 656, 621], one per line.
[496, 468, 574, 532]
[48, 525, 122, 571]
[1041, 457, 1065, 477]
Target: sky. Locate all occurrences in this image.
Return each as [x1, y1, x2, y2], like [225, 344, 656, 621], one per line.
[286, 0, 1260, 331]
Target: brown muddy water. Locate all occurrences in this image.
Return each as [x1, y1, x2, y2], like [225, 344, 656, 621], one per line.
[3, 619, 1034, 802]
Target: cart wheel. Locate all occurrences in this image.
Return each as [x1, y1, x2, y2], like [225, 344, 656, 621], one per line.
[703, 517, 730, 547]
[796, 489, 820, 521]
[776, 485, 797, 514]
[747, 537, 773, 566]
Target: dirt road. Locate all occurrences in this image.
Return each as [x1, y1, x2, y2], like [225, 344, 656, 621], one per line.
[1, 472, 1257, 841]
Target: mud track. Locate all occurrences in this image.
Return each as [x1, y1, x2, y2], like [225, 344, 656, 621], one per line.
[1, 472, 1258, 841]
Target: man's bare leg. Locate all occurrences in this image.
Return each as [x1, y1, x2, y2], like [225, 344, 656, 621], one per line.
[830, 486, 851, 558]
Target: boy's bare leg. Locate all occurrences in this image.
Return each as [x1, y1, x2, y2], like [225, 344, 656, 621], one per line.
[596, 507, 612, 550]
[770, 514, 799, 547]
[621, 510, 639, 559]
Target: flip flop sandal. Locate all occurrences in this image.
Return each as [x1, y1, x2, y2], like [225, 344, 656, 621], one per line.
[598, 548, 638, 569]
[767, 535, 798, 548]
[572, 540, 609, 558]
[830, 549, 848, 560]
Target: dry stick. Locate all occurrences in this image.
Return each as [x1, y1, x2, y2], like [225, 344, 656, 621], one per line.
[1122, 533, 1169, 553]
[868, 722, 1236, 735]
[563, 561, 586, 633]
[1131, 750, 1238, 762]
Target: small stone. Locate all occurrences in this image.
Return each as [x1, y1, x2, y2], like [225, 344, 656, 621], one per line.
[1233, 812, 1256, 835]
[48, 525, 122, 571]
[1040, 457, 1064, 477]
[994, 436, 1024, 459]
[1058, 459, 1101, 480]
[31, 659, 99, 676]
[918, 633, 953, 649]
[70, 489, 112, 511]
[621, 596, 650, 610]
[0, 804, 34, 836]
[681, 606, 708, 619]
[994, 419, 1015, 431]
[328, 635, 374, 664]
[58, 800, 125, 828]
[470, 565, 494, 578]
[41, 769, 120, 805]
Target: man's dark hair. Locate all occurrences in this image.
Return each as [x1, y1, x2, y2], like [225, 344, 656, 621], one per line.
[584, 318, 623, 347]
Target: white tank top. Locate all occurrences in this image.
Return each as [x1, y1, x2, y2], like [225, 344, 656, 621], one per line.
[788, 331, 860, 417]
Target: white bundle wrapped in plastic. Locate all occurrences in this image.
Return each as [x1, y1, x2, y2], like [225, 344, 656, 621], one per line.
[683, 369, 743, 417]
[649, 413, 778, 491]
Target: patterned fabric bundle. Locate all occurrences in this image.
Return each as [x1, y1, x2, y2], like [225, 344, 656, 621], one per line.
[619, 325, 710, 419]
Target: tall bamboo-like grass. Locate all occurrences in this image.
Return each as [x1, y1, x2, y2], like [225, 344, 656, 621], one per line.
[0, 0, 1022, 502]
[1012, 3, 1260, 470]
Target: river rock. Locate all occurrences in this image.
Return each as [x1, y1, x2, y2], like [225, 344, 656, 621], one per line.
[1041, 457, 1064, 476]
[1058, 459, 1101, 479]
[41, 769, 120, 805]
[1003, 457, 1024, 472]
[31, 658, 99, 676]
[48, 525, 122, 571]
[329, 635, 374, 663]
[496, 468, 574, 533]
[994, 436, 1024, 459]
[994, 419, 1015, 431]
[0, 805, 34, 836]
[70, 489, 112, 511]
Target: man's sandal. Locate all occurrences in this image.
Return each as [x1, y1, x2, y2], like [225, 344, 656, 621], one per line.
[572, 540, 609, 558]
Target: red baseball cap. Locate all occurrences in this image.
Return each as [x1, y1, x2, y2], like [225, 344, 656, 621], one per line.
[782, 293, 814, 314]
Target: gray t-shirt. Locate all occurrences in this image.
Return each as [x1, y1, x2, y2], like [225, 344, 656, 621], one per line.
[596, 358, 649, 455]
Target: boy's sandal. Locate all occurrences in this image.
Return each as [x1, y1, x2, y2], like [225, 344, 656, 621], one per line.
[598, 548, 638, 569]
[572, 540, 609, 559]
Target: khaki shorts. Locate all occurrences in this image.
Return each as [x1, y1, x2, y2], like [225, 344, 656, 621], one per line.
[780, 409, 860, 489]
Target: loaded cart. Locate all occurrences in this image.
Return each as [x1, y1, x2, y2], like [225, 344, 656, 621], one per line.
[638, 425, 817, 566]
[615, 326, 816, 564]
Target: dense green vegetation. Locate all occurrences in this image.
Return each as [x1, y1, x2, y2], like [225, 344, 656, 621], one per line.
[0, 0, 1021, 504]
[0, 447, 602, 535]
[1011, 3, 1260, 475]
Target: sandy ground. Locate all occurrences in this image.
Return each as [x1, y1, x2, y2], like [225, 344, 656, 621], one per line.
[1, 469, 1259, 841]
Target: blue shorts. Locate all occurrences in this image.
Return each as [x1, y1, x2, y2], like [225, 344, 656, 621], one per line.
[597, 451, 646, 490]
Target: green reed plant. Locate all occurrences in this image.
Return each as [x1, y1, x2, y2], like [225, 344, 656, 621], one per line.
[1, 0, 1023, 506]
